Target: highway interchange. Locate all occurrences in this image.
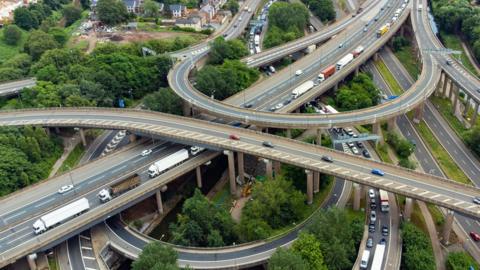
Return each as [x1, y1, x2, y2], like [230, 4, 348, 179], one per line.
[2, 0, 480, 267]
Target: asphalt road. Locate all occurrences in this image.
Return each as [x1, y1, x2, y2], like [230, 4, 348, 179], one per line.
[0, 79, 36, 97]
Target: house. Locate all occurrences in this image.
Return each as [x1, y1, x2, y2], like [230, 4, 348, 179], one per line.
[175, 16, 202, 30]
[199, 4, 214, 22]
[189, 10, 207, 25]
[124, 0, 144, 14]
[169, 4, 186, 18]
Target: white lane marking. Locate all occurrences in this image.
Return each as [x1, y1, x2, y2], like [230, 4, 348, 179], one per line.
[395, 185, 406, 189]
[430, 194, 440, 199]
[82, 256, 96, 260]
[454, 201, 464, 206]
[419, 191, 429, 196]
[3, 210, 27, 221]
[384, 182, 393, 186]
[79, 235, 91, 240]
[6, 231, 31, 245]
[81, 246, 93, 250]
[111, 165, 127, 174]
[35, 197, 56, 208]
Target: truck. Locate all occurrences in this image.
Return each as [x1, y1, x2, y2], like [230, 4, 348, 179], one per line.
[148, 149, 189, 178]
[418, 4, 423, 11]
[360, 250, 370, 269]
[379, 189, 390, 212]
[97, 174, 141, 203]
[376, 24, 390, 38]
[336, 53, 354, 70]
[324, 105, 339, 113]
[255, 46, 261, 53]
[371, 244, 386, 270]
[254, 35, 260, 45]
[318, 65, 336, 82]
[305, 44, 316, 54]
[352, 45, 365, 58]
[291, 80, 314, 99]
[33, 198, 90, 234]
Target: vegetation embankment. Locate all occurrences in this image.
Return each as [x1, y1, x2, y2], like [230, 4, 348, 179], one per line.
[331, 72, 381, 111]
[263, 2, 309, 48]
[401, 222, 436, 270]
[300, 0, 335, 23]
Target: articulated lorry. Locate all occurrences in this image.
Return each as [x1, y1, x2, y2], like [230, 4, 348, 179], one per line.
[148, 149, 190, 178]
[98, 174, 141, 203]
[291, 80, 314, 99]
[336, 53, 354, 70]
[318, 65, 335, 82]
[33, 198, 90, 234]
[379, 189, 390, 212]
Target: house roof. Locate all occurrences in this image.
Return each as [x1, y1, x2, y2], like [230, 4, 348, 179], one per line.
[176, 17, 200, 24]
[169, 4, 185, 11]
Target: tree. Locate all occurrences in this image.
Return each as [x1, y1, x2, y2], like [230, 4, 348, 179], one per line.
[80, 0, 91, 9]
[268, 248, 310, 270]
[291, 233, 327, 270]
[263, 2, 308, 48]
[14, 7, 39, 30]
[401, 222, 435, 270]
[464, 125, 480, 156]
[48, 27, 68, 46]
[0, 68, 23, 82]
[24, 30, 59, 60]
[303, 0, 335, 22]
[2, 54, 32, 75]
[3, 25, 22, 45]
[131, 242, 179, 270]
[62, 5, 82, 26]
[96, 0, 129, 25]
[446, 251, 479, 270]
[208, 37, 248, 65]
[143, 88, 183, 115]
[224, 0, 239, 15]
[143, 0, 160, 18]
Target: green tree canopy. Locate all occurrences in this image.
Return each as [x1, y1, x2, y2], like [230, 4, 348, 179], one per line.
[62, 4, 83, 26]
[446, 251, 479, 270]
[291, 232, 327, 270]
[268, 248, 310, 270]
[3, 24, 23, 45]
[24, 30, 59, 61]
[97, 0, 129, 25]
[143, 88, 183, 115]
[401, 222, 435, 270]
[131, 242, 179, 270]
[224, 0, 239, 15]
[208, 37, 248, 65]
[303, 0, 335, 22]
[14, 7, 39, 30]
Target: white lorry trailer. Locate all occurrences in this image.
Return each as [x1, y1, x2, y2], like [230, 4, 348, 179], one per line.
[148, 149, 189, 178]
[336, 53, 354, 70]
[33, 198, 90, 234]
[291, 80, 314, 99]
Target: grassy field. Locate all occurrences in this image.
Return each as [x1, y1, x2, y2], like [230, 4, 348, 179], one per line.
[374, 60, 404, 95]
[415, 120, 471, 185]
[0, 28, 29, 63]
[392, 45, 419, 79]
[57, 143, 85, 174]
[440, 32, 479, 77]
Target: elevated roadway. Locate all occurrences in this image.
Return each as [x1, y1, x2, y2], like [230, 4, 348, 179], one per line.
[0, 79, 36, 97]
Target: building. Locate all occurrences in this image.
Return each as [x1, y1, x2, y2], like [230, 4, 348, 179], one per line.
[199, 4, 214, 22]
[124, 0, 144, 14]
[0, 0, 36, 22]
[175, 16, 202, 30]
[169, 4, 186, 18]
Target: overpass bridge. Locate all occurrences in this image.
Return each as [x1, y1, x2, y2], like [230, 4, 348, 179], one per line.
[0, 79, 36, 97]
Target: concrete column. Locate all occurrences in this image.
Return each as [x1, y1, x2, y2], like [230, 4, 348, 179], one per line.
[435, 72, 444, 97]
[79, 128, 87, 147]
[413, 102, 424, 123]
[273, 161, 281, 177]
[182, 100, 192, 117]
[448, 79, 455, 100]
[156, 190, 164, 214]
[55, 127, 60, 134]
[306, 170, 313, 205]
[237, 152, 245, 184]
[373, 52, 379, 62]
[224, 150, 237, 195]
[354, 67, 359, 76]
[295, 108, 301, 113]
[372, 123, 382, 144]
[27, 254, 37, 270]
[404, 197, 413, 221]
[463, 95, 471, 117]
[316, 129, 322, 145]
[442, 210, 455, 245]
[400, 25, 405, 37]
[353, 183, 361, 211]
[195, 166, 202, 189]
[313, 171, 320, 193]
[44, 128, 50, 136]
[471, 102, 479, 126]
[129, 133, 137, 143]
[442, 75, 449, 97]
[264, 159, 273, 179]
[452, 86, 459, 114]
[387, 116, 397, 131]
[286, 129, 292, 139]
[333, 83, 338, 92]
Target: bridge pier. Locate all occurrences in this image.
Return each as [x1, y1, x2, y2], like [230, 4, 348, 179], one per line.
[452, 86, 460, 115]
[224, 150, 237, 195]
[463, 95, 471, 117]
[156, 190, 164, 214]
[333, 83, 338, 92]
[27, 254, 37, 270]
[373, 52, 379, 62]
[316, 129, 322, 145]
[441, 74, 449, 97]
[387, 116, 397, 131]
[448, 80, 455, 100]
[237, 152, 245, 184]
[413, 103, 424, 124]
[182, 100, 192, 117]
[353, 183, 361, 211]
[196, 166, 202, 188]
[79, 128, 87, 147]
[354, 67, 359, 77]
[313, 171, 320, 193]
[435, 72, 444, 97]
[129, 133, 137, 143]
[286, 129, 292, 139]
[264, 159, 273, 179]
[471, 102, 479, 126]
[306, 170, 313, 205]
[442, 210, 455, 245]
[273, 160, 281, 176]
[372, 123, 383, 143]
[404, 197, 413, 221]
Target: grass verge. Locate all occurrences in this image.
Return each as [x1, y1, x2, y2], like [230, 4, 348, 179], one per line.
[48, 256, 59, 270]
[430, 96, 468, 136]
[440, 31, 479, 77]
[392, 44, 420, 79]
[415, 120, 471, 185]
[374, 59, 403, 95]
[57, 143, 85, 174]
[0, 28, 29, 63]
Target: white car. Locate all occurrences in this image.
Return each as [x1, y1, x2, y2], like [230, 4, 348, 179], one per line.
[295, 69, 303, 76]
[351, 146, 359, 154]
[58, 185, 74, 194]
[141, 149, 152, 156]
[370, 211, 377, 222]
[275, 103, 284, 110]
[368, 188, 375, 199]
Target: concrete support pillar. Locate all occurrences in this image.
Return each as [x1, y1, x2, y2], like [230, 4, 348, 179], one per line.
[404, 197, 413, 221]
[435, 72, 444, 97]
[313, 171, 320, 193]
[79, 128, 87, 147]
[353, 183, 361, 211]
[373, 52, 379, 62]
[44, 128, 50, 136]
[27, 254, 37, 270]
[273, 161, 281, 176]
[452, 86, 459, 114]
[264, 159, 273, 179]
[224, 150, 236, 195]
[448, 79, 455, 100]
[316, 129, 322, 145]
[413, 102, 424, 123]
[354, 67, 359, 76]
[237, 152, 244, 184]
[442, 210, 455, 245]
[182, 100, 192, 117]
[442, 75, 449, 97]
[471, 102, 479, 126]
[372, 122, 383, 144]
[333, 83, 338, 92]
[195, 166, 202, 189]
[387, 116, 397, 131]
[400, 25, 405, 37]
[295, 108, 301, 113]
[55, 127, 60, 134]
[156, 190, 164, 214]
[286, 129, 292, 139]
[306, 170, 313, 205]
[129, 133, 137, 143]
[463, 96, 471, 117]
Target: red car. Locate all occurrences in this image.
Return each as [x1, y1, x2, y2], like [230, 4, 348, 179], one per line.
[229, 134, 240, 140]
[470, 232, 480, 241]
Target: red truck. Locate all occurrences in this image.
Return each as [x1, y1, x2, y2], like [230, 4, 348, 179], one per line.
[318, 65, 336, 82]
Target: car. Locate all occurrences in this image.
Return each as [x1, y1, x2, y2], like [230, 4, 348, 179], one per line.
[379, 238, 386, 245]
[477, 89, 480, 94]
[347, 142, 355, 148]
[244, 102, 253, 108]
[262, 141, 274, 148]
[366, 238, 373, 248]
[58, 184, 74, 194]
[229, 134, 240, 140]
[382, 225, 389, 236]
[352, 133, 358, 138]
[339, 43, 344, 48]
[363, 150, 371, 158]
[446, 59, 452, 65]
[369, 222, 376, 233]
[357, 142, 364, 148]
[381, 6, 385, 10]
[223, 33, 228, 37]
[363, 27, 368, 32]
[387, 3, 391, 8]
[190, 146, 203, 155]
[141, 149, 152, 156]
[370, 211, 377, 222]
[370, 202, 377, 210]
[374, 16, 380, 21]
[470, 232, 480, 241]
[283, 98, 293, 105]
[352, 13, 356, 17]
[351, 147, 359, 154]
[368, 188, 375, 198]
[275, 103, 284, 110]
[473, 197, 480, 204]
[322, 155, 333, 163]
[371, 169, 385, 176]
[269, 106, 277, 112]
[295, 69, 303, 76]
[233, 24, 238, 28]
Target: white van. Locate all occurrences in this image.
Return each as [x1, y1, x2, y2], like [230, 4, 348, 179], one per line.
[295, 69, 303, 76]
[360, 250, 370, 269]
[418, 4, 423, 11]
